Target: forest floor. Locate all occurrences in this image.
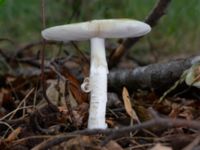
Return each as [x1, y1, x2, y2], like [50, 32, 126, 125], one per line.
[1, 0, 200, 149]
[0, 39, 200, 150]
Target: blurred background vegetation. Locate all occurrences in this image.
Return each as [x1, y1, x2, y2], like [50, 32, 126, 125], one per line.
[0, 0, 200, 59]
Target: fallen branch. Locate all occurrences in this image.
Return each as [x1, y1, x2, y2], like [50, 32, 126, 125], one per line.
[3, 54, 200, 95]
[109, 0, 171, 68]
[108, 56, 200, 92]
[32, 107, 200, 150]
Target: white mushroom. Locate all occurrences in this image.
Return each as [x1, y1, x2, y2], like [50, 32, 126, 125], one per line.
[42, 19, 151, 129]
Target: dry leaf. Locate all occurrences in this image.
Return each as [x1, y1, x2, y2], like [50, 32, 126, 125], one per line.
[122, 87, 140, 123]
[104, 140, 123, 150]
[37, 79, 66, 108]
[150, 143, 172, 150]
[72, 103, 89, 127]
[68, 87, 78, 108]
[5, 127, 22, 142]
[168, 103, 180, 118]
[46, 79, 66, 106]
[0, 88, 16, 112]
[63, 68, 88, 104]
[179, 106, 194, 120]
[52, 136, 96, 150]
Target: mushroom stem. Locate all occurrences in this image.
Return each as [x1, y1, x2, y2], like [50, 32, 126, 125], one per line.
[88, 37, 108, 129]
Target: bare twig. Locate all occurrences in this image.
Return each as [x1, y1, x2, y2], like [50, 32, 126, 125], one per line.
[40, 0, 53, 105]
[67, 0, 82, 23]
[41, 0, 46, 29]
[70, 41, 89, 63]
[109, 0, 171, 68]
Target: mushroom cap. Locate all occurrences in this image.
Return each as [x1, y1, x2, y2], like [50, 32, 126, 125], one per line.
[42, 19, 151, 42]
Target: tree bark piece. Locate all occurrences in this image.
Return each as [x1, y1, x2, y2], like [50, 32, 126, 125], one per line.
[108, 56, 200, 92]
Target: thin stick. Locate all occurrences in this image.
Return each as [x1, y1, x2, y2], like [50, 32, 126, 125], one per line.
[70, 41, 89, 63]
[8, 88, 34, 120]
[40, 0, 52, 105]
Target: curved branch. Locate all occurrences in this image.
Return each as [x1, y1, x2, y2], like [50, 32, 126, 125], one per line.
[109, 0, 171, 68]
